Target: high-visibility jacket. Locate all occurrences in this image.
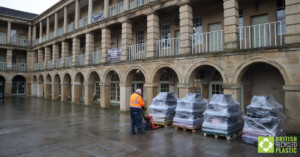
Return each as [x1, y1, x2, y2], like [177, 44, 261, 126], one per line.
[130, 92, 144, 108]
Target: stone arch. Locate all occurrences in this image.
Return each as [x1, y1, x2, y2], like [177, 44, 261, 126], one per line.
[0, 75, 5, 98]
[62, 73, 72, 84]
[151, 64, 182, 84]
[87, 70, 101, 84]
[11, 75, 26, 96]
[45, 74, 52, 98]
[46, 74, 52, 83]
[10, 74, 27, 83]
[233, 57, 289, 85]
[52, 74, 61, 100]
[185, 61, 227, 84]
[124, 66, 148, 84]
[62, 73, 72, 101]
[124, 67, 147, 100]
[32, 75, 37, 82]
[74, 72, 85, 83]
[104, 68, 121, 84]
[73, 72, 85, 103]
[86, 71, 101, 105]
[103, 69, 121, 107]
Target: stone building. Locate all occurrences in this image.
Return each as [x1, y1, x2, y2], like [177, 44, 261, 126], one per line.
[0, 0, 299, 132]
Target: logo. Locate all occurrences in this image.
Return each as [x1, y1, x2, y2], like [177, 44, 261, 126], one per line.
[258, 137, 274, 153]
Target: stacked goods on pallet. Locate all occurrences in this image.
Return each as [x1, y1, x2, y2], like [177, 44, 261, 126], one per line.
[202, 94, 243, 135]
[148, 92, 178, 125]
[242, 96, 286, 144]
[173, 93, 207, 129]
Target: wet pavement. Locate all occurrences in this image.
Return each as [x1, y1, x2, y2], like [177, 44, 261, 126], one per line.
[0, 97, 298, 157]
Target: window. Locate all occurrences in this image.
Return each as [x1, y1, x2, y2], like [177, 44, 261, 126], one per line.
[117, 35, 121, 48]
[251, 14, 269, 48]
[94, 82, 100, 102]
[161, 24, 170, 48]
[193, 17, 202, 45]
[131, 73, 144, 97]
[239, 9, 244, 40]
[137, 30, 144, 44]
[277, 0, 285, 35]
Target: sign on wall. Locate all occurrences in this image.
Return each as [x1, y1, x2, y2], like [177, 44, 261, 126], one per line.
[107, 48, 122, 62]
[92, 11, 104, 23]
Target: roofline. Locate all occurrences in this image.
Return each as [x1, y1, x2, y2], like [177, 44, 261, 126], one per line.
[32, 0, 65, 21]
[0, 14, 33, 24]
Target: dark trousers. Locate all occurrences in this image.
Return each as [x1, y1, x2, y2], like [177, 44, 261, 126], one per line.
[130, 107, 143, 134]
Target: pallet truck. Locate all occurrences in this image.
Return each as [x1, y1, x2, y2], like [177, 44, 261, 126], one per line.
[141, 108, 161, 130]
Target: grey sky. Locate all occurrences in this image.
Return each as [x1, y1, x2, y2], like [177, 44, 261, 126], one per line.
[1, 0, 60, 14]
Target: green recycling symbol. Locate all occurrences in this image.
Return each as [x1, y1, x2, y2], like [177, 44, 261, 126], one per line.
[258, 136, 274, 153]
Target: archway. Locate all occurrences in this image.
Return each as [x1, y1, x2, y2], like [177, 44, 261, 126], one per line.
[62, 73, 72, 101]
[45, 74, 52, 98]
[152, 67, 179, 96]
[104, 70, 121, 107]
[0, 75, 5, 98]
[87, 71, 100, 105]
[53, 74, 61, 99]
[12, 75, 26, 96]
[188, 65, 224, 99]
[238, 62, 285, 113]
[126, 69, 146, 98]
[31, 76, 37, 96]
[37, 75, 44, 97]
[74, 72, 85, 103]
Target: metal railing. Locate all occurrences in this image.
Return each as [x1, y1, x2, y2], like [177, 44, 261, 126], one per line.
[35, 39, 39, 45]
[12, 63, 26, 71]
[65, 56, 72, 67]
[11, 38, 29, 47]
[47, 60, 53, 69]
[129, 0, 150, 9]
[191, 30, 224, 54]
[129, 43, 146, 60]
[41, 36, 46, 43]
[58, 27, 64, 36]
[76, 54, 86, 66]
[156, 37, 180, 57]
[90, 51, 101, 65]
[55, 58, 62, 68]
[48, 31, 54, 40]
[238, 21, 285, 49]
[39, 62, 44, 70]
[34, 63, 39, 71]
[68, 22, 75, 32]
[0, 62, 7, 71]
[78, 17, 88, 28]
[0, 35, 7, 44]
[109, 1, 124, 17]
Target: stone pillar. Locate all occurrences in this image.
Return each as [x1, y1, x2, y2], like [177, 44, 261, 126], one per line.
[26, 83, 31, 96]
[72, 37, 80, 66]
[121, 21, 132, 61]
[88, 0, 93, 24]
[100, 83, 110, 108]
[61, 83, 68, 101]
[28, 25, 32, 45]
[147, 13, 159, 58]
[124, 0, 129, 11]
[283, 85, 300, 132]
[45, 82, 51, 99]
[53, 44, 59, 67]
[75, 0, 80, 29]
[45, 47, 51, 63]
[5, 83, 12, 97]
[101, 28, 111, 63]
[179, 2, 193, 55]
[72, 82, 81, 103]
[120, 83, 131, 111]
[178, 84, 189, 98]
[46, 17, 50, 40]
[39, 22, 42, 41]
[54, 12, 58, 37]
[104, 0, 109, 18]
[144, 83, 159, 109]
[84, 83, 94, 105]
[62, 41, 69, 67]
[31, 82, 37, 96]
[7, 22, 11, 44]
[85, 33, 94, 65]
[6, 49, 12, 70]
[52, 82, 59, 99]
[38, 49, 44, 63]
[285, 1, 300, 44]
[64, 7, 68, 33]
[37, 83, 44, 97]
[33, 25, 36, 43]
[223, 0, 239, 50]
[26, 51, 33, 71]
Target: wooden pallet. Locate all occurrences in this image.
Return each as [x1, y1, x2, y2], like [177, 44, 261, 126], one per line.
[173, 124, 201, 133]
[154, 122, 173, 128]
[203, 131, 242, 140]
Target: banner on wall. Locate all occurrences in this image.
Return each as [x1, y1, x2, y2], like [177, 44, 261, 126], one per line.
[92, 11, 104, 23]
[107, 48, 122, 62]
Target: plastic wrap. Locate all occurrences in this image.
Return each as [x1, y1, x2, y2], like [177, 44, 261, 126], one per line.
[202, 94, 243, 135]
[242, 96, 286, 144]
[173, 93, 207, 129]
[149, 92, 178, 123]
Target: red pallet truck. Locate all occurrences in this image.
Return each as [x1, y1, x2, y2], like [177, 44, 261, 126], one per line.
[141, 108, 161, 130]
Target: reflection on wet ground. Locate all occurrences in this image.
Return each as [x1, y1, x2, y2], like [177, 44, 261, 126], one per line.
[0, 97, 298, 157]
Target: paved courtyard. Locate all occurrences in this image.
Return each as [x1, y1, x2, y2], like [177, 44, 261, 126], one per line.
[0, 97, 298, 157]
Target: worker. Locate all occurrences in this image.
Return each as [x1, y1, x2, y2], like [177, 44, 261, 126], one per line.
[129, 89, 145, 135]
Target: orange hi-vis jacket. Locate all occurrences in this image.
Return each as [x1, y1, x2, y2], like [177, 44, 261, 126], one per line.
[130, 93, 144, 108]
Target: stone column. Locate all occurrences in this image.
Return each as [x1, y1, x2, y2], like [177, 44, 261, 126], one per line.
[100, 83, 110, 108]
[84, 83, 94, 105]
[75, 0, 80, 29]
[101, 28, 111, 63]
[33, 25, 36, 43]
[121, 21, 132, 61]
[147, 13, 159, 58]
[178, 84, 189, 98]
[31, 82, 37, 96]
[61, 83, 68, 101]
[5, 83, 12, 97]
[72, 37, 80, 66]
[46, 17, 50, 40]
[64, 7, 68, 33]
[53, 44, 59, 67]
[62, 41, 69, 67]
[179, 2, 193, 55]
[38, 49, 44, 63]
[52, 82, 59, 99]
[7, 22, 11, 44]
[223, 0, 239, 50]
[39, 22, 42, 41]
[124, 0, 129, 11]
[6, 49, 12, 70]
[28, 25, 32, 45]
[285, 0, 300, 44]
[120, 83, 131, 111]
[144, 83, 159, 109]
[45, 82, 51, 98]
[45, 47, 51, 63]
[26, 82, 31, 96]
[37, 82, 44, 97]
[72, 82, 81, 103]
[104, 0, 109, 18]
[88, 0, 93, 24]
[54, 12, 58, 37]
[26, 51, 33, 71]
[283, 85, 300, 132]
[85, 33, 94, 65]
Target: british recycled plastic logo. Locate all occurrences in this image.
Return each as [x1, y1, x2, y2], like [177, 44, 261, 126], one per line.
[258, 136, 274, 153]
